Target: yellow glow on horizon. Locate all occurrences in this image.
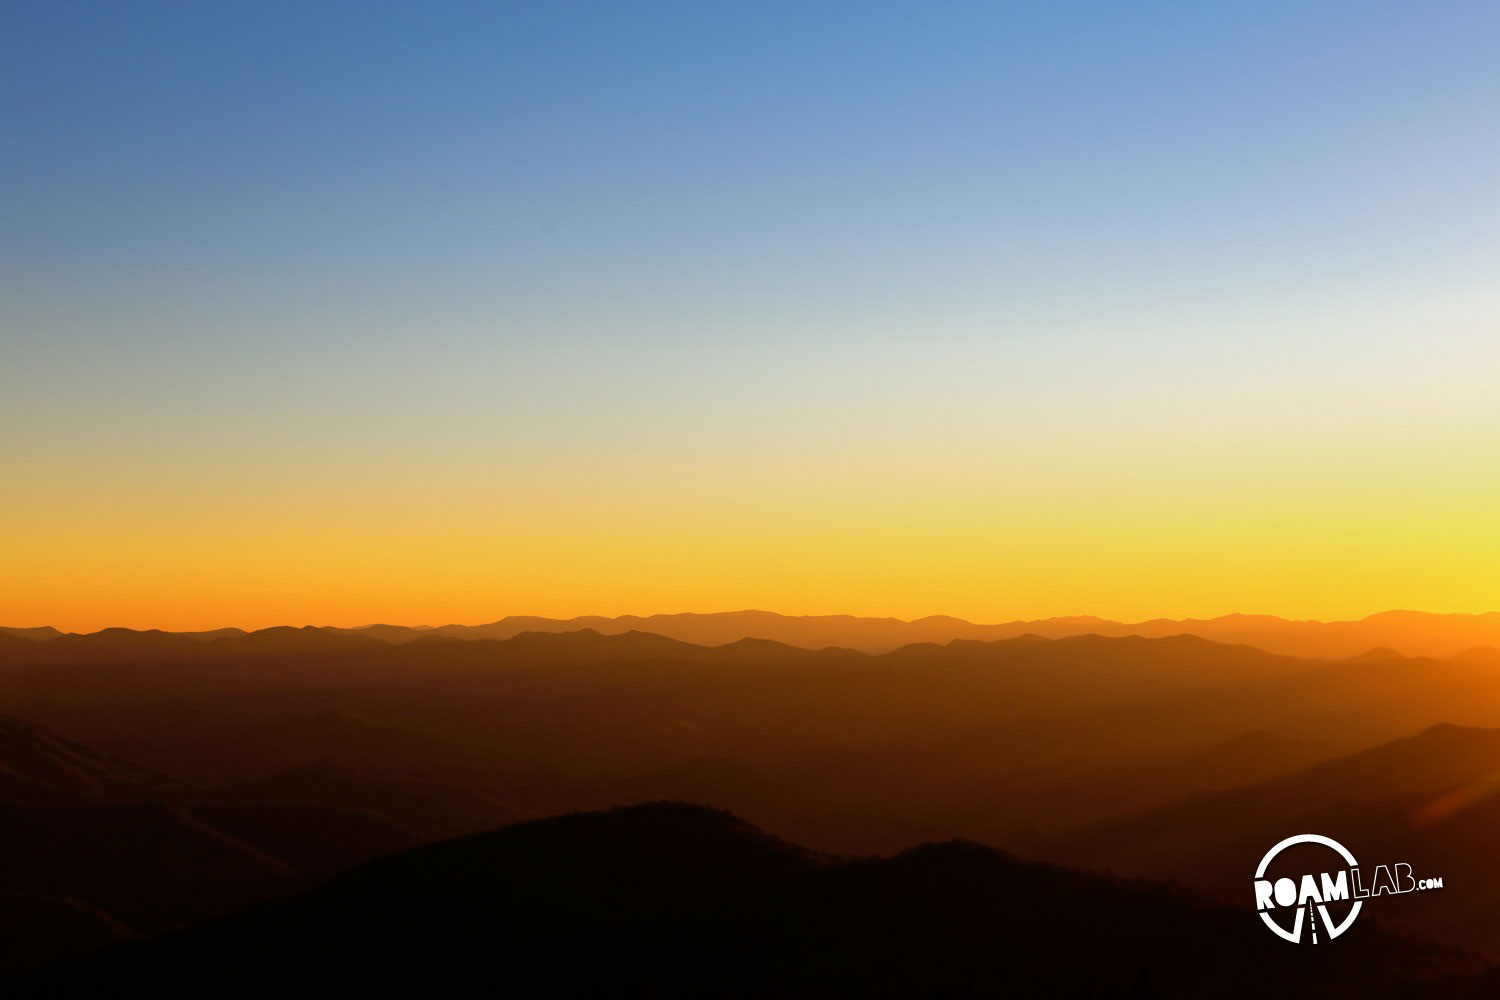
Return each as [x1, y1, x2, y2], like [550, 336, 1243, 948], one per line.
[7, 299, 1496, 634]
[7, 445, 1497, 632]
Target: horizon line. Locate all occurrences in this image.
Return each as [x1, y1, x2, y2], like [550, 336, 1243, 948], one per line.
[7, 607, 1499, 638]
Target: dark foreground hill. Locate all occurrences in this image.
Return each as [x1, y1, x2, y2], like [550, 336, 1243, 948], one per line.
[0, 717, 419, 970]
[18, 802, 1496, 998]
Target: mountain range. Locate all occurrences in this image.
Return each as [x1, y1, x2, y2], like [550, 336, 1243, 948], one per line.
[3, 618, 1496, 988]
[7, 608, 1499, 658]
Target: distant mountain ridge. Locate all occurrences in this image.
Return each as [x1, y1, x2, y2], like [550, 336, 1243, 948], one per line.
[6, 608, 1498, 658]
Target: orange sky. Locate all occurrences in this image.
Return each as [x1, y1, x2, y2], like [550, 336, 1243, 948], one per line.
[8, 317, 1498, 633]
[8, 404, 1497, 633]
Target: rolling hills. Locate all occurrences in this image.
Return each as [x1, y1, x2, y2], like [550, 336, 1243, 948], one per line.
[21, 802, 1495, 997]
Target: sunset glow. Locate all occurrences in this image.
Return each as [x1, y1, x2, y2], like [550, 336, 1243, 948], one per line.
[4, 3, 1497, 632]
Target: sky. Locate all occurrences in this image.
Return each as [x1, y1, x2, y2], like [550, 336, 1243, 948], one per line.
[2, 1, 1497, 632]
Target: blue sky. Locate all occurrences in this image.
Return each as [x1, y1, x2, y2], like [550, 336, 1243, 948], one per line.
[6, 1, 1496, 340]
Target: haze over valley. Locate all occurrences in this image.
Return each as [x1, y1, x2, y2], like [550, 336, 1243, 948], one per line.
[4, 609, 1498, 988]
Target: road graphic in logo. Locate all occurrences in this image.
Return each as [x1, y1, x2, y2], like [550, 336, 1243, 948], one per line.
[1253, 833, 1445, 944]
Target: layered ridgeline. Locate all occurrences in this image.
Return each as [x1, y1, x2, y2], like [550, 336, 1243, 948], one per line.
[3, 629, 1497, 780]
[7, 715, 1498, 974]
[1, 630, 1496, 844]
[1031, 724, 1500, 961]
[15, 803, 1498, 997]
[3, 625, 1498, 981]
[6, 609, 1499, 658]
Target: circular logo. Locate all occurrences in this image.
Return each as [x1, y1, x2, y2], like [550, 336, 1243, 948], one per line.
[1253, 833, 1361, 943]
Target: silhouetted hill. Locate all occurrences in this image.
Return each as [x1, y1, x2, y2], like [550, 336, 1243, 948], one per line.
[326, 623, 435, 643]
[4, 629, 1494, 859]
[387, 609, 1500, 658]
[0, 622, 836, 679]
[13, 609, 1499, 658]
[0, 627, 61, 641]
[1040, 724, 1500, 959]
[224, 625, 383, 651]
[1350, 646, 1405, 662]
[4, 628, 1496, 974]
[24, 802, 1493, 997]
[0, 720, 420, 970]
[402, 609, 1500, 658]
[0, 630, 1342, 782]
